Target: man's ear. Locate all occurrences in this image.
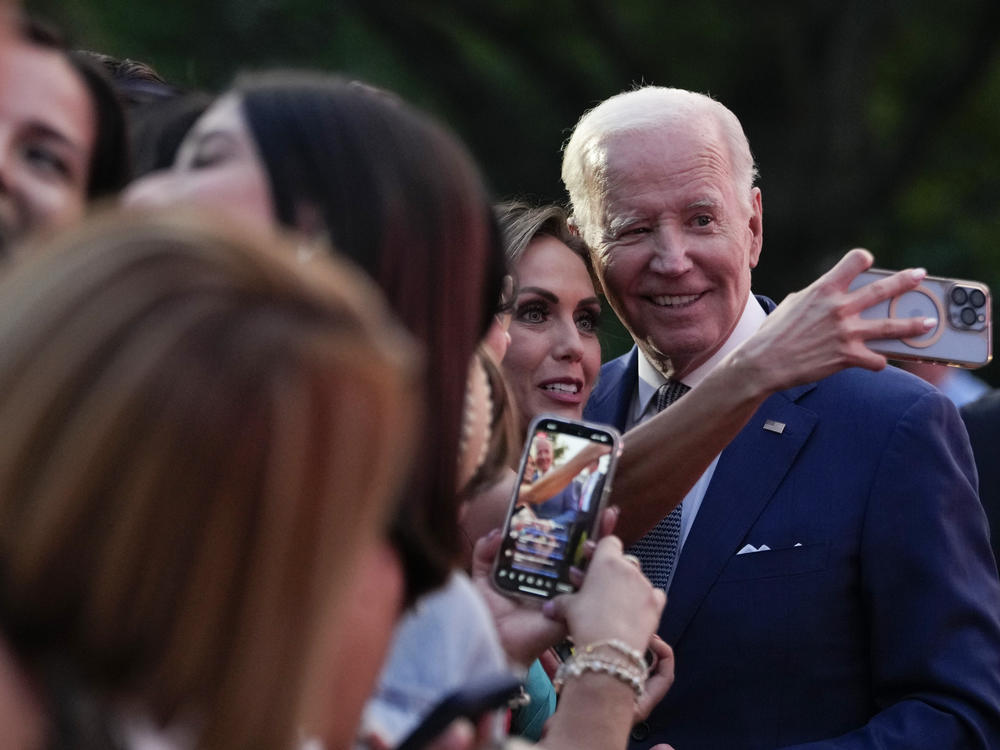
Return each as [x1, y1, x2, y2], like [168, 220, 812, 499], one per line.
[748, 188, 763, 269]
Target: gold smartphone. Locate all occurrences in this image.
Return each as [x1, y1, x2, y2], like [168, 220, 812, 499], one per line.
[848, 269, 992, 368]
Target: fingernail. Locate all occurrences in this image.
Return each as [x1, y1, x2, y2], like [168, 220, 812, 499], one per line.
[542, 600, 556, 617]
[609, 504, 621, 518]
[487, 528, 501, 539]
[443, 719, 474, 749]
[910, 267, 927, 281]
[923, 318, 937, 330]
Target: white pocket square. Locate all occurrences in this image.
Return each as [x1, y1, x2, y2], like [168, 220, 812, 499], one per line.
[737, 544, 770, 555]
[737, 542, 802, 555]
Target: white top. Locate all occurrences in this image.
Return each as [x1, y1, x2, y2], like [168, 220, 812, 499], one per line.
[626, 294, 767, 590]
[360, 571, 511, 746]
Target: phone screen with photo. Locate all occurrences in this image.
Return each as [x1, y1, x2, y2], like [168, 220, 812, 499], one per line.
[492, 415, 621, 600]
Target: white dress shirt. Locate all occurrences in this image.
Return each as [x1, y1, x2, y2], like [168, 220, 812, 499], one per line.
[626, 293, 767, 589]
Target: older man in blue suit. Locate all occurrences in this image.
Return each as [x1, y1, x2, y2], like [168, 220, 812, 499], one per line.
[562, 86, 1000, 749]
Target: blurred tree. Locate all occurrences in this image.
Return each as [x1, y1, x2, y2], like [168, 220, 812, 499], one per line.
[30, 0, 1000, 380]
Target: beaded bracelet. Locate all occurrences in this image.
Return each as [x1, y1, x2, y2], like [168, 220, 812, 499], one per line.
[579, 638, 647, 673]
[553, 652, 646, 701]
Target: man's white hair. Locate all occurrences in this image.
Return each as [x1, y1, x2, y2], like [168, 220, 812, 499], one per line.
[561, 86, 758, 245]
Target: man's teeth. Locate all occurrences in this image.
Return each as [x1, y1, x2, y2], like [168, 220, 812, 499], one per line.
[652, 293, 699, 306]
[543, 383, 579, 394]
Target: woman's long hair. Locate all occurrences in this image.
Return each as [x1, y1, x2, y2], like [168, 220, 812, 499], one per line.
[0, 209, 420, 749]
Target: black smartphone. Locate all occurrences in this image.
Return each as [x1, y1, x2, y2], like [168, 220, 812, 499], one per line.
[492, 414, 622, 601]
[394, 673, 523, 750]
[848, 269, 992, 368]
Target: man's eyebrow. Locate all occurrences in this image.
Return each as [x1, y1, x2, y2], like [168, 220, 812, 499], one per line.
[607, 214, 642, 231]
[685, 198, 718, 211]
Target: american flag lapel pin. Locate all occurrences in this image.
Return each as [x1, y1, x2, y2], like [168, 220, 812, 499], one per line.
[763, 419, 786, 434]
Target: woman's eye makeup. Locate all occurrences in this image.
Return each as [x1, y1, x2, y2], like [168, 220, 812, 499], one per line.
[515, 300, 548, 324]
[575, 308, 601, 332]
[514, 296, 601, 334]
[188, 145, 227, 169]
[183, 132, 237, 170]
[22, 143, 72, 180]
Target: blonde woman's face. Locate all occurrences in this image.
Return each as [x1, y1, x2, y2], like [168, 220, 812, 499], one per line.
[123, 95, 275, 235]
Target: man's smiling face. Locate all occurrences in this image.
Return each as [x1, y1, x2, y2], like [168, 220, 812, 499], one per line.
[589, 122, 762, 378]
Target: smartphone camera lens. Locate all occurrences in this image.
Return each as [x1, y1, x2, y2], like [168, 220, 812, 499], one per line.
[950, 286, 968, 305]
[969, 288, 986, 308]
[960, 306, 978, 326]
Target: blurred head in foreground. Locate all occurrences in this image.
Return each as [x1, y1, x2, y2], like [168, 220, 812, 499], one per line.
[126, 70, 507, 594]
[0, 209, 420, 749]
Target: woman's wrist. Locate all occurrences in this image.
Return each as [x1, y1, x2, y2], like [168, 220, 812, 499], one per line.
[552, 640, 648, 702]
[711, 345, 777, 404]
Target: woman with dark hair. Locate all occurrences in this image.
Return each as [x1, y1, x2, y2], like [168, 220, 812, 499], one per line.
[0, 15, 128, 257]
[124, 74, 670, 750]
[127, 73, 505, 596]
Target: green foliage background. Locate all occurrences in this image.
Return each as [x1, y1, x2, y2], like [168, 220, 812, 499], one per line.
[31, 0, 1000, 382]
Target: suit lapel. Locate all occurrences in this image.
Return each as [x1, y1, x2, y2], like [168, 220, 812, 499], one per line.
[661, 386, 818, 646]
[584, 348, 639, 432]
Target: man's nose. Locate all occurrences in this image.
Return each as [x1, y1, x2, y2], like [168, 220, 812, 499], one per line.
[648, 224, 692, 276]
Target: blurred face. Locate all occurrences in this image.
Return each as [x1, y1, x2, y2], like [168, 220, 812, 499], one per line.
[502, 236, 602, 428]
[587, 122, 762, 378]
[304, 540, 403, 748]
[123, 94, 275, 236]
[534, 437, 553, 474]
[0, 39, 95, 255]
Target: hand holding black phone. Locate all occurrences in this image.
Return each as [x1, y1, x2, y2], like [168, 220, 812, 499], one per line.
[394, 673, 523, 750]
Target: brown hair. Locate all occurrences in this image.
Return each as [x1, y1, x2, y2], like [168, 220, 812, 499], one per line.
[0, 209, 420, 749]
[236, 71, 507, 591]
[494, 200, 596, 290]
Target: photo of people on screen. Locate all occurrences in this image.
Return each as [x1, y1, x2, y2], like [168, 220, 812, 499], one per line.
[503, 430, 611, 590]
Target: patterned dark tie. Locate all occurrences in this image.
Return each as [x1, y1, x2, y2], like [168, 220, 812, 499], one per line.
[628, 379, 690, 589]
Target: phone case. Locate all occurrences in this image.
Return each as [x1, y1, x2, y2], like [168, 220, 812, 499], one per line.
[847, 269, 992, 368]
[394, 673, 523, 750]
[492, 414, 622, 601]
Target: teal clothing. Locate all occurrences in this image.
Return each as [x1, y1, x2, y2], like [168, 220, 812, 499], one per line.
[510, 659, 556, 741]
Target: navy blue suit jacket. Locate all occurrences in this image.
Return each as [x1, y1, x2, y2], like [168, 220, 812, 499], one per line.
[584, 296, 1000, 749]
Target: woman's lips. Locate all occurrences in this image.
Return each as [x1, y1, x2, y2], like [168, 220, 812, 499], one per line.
[537, 379, 584, 404]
